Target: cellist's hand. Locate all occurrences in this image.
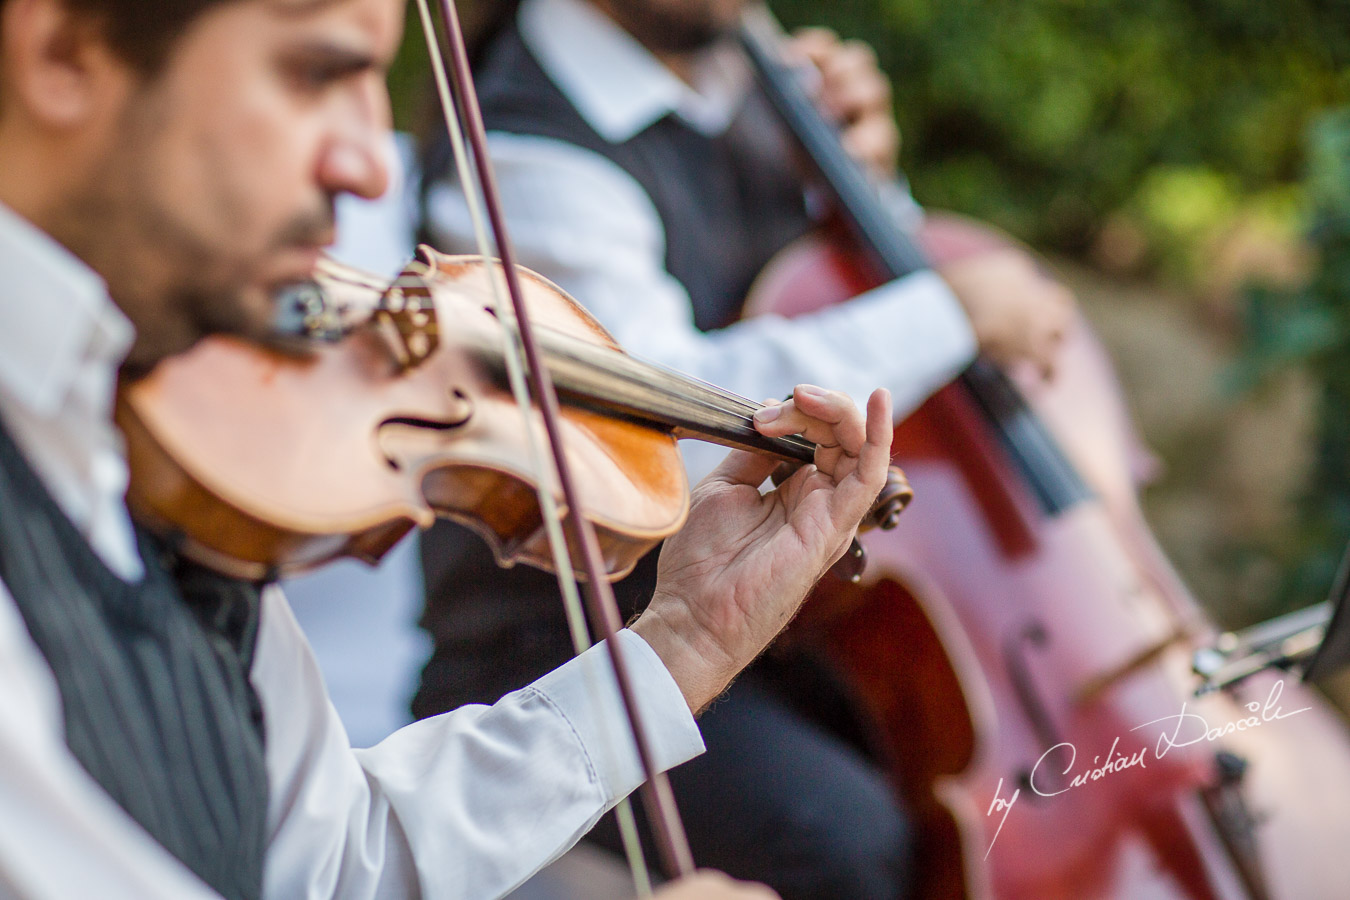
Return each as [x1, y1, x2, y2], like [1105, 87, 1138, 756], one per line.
[785, 27, 899, 180]
[938, 247, 1075, 380]
[650, 870, 779, 898]
[633, 386, 892, 714]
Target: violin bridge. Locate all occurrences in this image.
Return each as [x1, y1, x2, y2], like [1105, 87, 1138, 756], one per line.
[375, 277, 440, 371]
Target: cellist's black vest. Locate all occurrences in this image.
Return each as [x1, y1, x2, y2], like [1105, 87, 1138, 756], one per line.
[415, 21, 815, 711]
[422, 20, 814, 331]
[0, 416, 268, 900]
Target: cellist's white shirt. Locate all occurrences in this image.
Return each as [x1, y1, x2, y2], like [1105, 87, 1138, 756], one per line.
[0, 197, 703, 899]
[424, 0, 979, 480]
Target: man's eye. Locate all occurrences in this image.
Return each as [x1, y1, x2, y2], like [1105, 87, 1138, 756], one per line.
[288, 62, 344, 91]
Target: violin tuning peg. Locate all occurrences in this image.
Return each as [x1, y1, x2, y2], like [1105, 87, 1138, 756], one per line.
[829, 538, 867, 584]
[864, 466, 913, 532]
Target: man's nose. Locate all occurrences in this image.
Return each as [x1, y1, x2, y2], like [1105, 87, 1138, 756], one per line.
[319, 128, 392, 201]
[320, 80, 395, 201]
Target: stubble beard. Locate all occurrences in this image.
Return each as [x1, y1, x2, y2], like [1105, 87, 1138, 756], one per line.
[52, 84, 333, 377]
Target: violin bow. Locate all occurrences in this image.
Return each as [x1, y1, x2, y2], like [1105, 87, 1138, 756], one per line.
[414, 0, 697, 884]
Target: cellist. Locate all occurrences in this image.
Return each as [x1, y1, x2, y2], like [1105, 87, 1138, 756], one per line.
[0, 0, 891, 896]
[416, 0, 1075, 895]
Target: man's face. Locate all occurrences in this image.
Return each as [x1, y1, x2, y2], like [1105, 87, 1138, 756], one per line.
[52, 0, 404, 372]
[600, 0, 747, 54]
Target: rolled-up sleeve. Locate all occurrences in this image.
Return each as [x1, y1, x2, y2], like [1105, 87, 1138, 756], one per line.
[254, 586, 701, 900]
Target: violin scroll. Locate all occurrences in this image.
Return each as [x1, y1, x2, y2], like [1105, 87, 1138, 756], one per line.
[866, 465, 914, 531]
[827, 466, 912, 584]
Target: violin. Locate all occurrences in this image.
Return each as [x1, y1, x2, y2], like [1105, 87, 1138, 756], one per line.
[739, 8, 1350, 898]
[119, 248, 910, 582]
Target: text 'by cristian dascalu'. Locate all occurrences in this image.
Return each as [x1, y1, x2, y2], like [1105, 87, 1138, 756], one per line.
[982, 679, 1310, 858]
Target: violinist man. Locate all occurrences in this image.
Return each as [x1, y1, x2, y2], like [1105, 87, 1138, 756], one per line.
[0, 0, 892, 896]
[416, 0, 1076, 896]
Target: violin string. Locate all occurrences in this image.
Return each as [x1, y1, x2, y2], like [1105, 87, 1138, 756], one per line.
[505, 337, 775, 437]
[413, 0, 654, 891]
[540, 341, 814, 457]
[518, 330, 816, 457]
[579, 355, 812, 452]
[638, 359, 771, 416]
[514, 327, 758, 417]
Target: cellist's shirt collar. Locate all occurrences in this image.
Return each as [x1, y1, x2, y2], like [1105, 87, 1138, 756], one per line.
[0, 200, 141, 580]
[519, 0, 750, 142]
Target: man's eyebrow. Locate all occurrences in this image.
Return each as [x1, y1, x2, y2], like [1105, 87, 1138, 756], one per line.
[270, 0, 349, 13]
[282, 40, 382, 75]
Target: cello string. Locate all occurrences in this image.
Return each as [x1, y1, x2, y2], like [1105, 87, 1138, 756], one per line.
[412, 1, 653, 893]
[429, 0, 697, 878]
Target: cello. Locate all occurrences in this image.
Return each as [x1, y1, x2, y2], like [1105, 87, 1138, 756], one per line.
[739, 8, 1350, 898]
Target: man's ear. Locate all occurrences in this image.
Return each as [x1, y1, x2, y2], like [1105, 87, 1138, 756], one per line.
[1, 0, 125, 129]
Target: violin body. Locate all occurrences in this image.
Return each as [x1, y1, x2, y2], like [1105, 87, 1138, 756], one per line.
[749, 217, 1350, 899]
[120, 251, 690, 581]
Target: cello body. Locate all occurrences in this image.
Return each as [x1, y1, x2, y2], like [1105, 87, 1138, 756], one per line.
[748, 217, 1350, 899]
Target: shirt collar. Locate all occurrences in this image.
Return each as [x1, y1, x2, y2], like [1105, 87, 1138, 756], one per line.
[0, 202, 134, 417]
[518, 0, 750, 142]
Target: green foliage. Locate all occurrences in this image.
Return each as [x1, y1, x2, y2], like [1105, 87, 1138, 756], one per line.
[1233, 108, 1350, 610]
[390, 1, 1347, 263]
[772, 0, 1350, 257]
[1126, 169, 1305, 286]
[388, 4, 432, 134]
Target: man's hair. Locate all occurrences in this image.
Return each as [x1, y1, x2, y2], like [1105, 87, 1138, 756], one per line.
[1, 0, 235, 72]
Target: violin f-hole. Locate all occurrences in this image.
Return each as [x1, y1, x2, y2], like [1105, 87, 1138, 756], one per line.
[376, 389, 475, 471]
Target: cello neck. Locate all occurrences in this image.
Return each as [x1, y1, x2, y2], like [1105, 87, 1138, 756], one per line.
[738, 7, 1091, 514]
[739, 7, 928, 280]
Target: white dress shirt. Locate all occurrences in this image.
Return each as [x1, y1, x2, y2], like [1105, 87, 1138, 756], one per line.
[0, 199, 703, 899]
[424, 0, 978, 479]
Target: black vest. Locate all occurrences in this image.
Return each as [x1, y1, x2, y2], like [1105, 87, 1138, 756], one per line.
[415, 21, 816, 711]
[0, 416, 268, 900]
[423, 20, 814, 330]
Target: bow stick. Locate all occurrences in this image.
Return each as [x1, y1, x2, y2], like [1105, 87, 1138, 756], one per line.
[416, 0, 697, 881]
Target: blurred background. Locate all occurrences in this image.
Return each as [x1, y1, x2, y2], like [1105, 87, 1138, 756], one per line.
[385, 0, 1350, 635]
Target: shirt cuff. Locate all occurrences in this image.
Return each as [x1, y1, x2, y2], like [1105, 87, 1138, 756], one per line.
[531, 629, 704, 802]
[846, 270, 978, 413]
